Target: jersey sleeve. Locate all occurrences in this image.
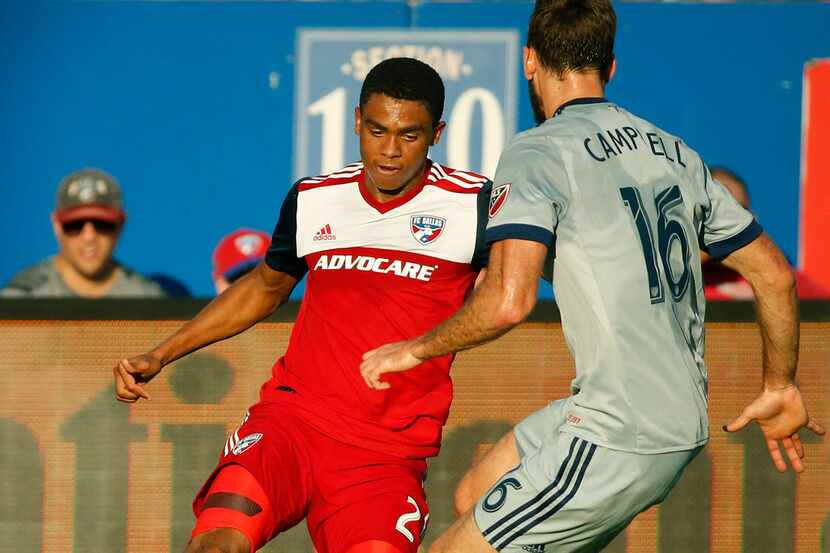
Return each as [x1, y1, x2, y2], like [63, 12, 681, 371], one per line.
[485, 138, 568, 250]
[471, 180, 493, 270]
[697, 162, 763, 259]
[265, 182, 308, 280]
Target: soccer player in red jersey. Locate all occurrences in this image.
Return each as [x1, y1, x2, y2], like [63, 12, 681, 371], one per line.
[113, 57, 492, 553]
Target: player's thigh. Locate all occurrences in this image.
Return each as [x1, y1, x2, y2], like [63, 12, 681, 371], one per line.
[429, 511, 496, 553]
[455, 430, 520, 516]
[191, 405, 314, 550]
[344, 540, 407, 553]
[456, 399, 572, 515]
[473, 433, 701, 553]
[312, 486, 429, 553]
[189, 463, 270, 553]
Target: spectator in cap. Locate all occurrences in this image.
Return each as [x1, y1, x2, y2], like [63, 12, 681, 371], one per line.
[1, 168, 166, 298]
[212, 228, 271, 294]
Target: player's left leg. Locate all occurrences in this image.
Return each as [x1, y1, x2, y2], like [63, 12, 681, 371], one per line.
[311, 490, 429, 553]
[428, 511, 495, 553]
[467, 434, 703, 553]
[455, 399, 572, 517]
[344, 540, 405, 553]
[305, 423, 430, 553]
[455, 431, 520, 516]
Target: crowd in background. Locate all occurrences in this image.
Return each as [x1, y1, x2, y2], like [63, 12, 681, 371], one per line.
[0, 168, 272, 299]
[1, 166, 827, 300]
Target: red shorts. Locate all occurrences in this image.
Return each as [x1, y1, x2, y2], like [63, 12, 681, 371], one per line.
[192, 400, 430, 553]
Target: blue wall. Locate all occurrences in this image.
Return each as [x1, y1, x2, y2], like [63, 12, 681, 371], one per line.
[1, 1, 828, 296]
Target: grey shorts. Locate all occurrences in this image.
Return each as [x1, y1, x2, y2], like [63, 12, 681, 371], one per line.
[474, 400, 702, 552]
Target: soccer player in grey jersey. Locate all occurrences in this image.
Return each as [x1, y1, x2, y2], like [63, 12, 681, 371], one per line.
[360, 1, 824, 551]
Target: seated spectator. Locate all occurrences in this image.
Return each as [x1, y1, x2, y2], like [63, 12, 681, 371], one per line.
[212, 228, 271, 294]
[1, 168, 166, 298]
[704, 166, 829, 300]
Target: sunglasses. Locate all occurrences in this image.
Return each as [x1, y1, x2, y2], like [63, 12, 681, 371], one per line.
[61, 219, 119, 236]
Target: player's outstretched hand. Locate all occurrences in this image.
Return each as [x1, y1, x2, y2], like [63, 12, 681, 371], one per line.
[360, 340, 423, 390]
[724, 385, 825, 473]
[113, 353, 163, 403]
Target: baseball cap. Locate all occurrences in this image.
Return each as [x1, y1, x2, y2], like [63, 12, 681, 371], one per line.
[54, 168, 126, 224]
[213, 228, 272, 281]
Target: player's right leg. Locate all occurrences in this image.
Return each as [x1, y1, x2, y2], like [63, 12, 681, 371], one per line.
[187, 528, 250, 553]
[188, 404, 313, 552]
[187, 464, 273, 553]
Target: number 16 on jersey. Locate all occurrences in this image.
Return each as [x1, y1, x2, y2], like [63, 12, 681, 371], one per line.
[620, 185, 691, 304]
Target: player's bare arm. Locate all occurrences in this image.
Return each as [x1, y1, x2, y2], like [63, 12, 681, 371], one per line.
[360, 239, 546, 390]
[720, 232, 825, 472]
[114, 261, 298, 403]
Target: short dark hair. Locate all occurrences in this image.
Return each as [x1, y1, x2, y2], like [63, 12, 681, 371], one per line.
[527, 0, 616, 83]
[359, 57, 445, 127]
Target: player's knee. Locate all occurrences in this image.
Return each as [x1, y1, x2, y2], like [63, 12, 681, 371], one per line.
[186, 528, 250, 553]
[344, 539, 405, 553]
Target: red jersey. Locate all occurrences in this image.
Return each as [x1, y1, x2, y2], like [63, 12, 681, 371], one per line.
[262, 161, 491, 459]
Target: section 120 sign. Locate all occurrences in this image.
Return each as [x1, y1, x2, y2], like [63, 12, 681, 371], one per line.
[294, 29, 518, 180]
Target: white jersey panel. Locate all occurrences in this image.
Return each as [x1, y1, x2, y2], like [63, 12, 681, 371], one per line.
[296, 182, 480, 263]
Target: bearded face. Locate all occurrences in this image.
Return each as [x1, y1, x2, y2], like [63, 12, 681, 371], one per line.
[528, 78, 547, 125]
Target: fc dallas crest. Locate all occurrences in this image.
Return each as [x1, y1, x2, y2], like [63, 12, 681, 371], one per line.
[489, 183, 511, 218]
[411, 215, 446, 245]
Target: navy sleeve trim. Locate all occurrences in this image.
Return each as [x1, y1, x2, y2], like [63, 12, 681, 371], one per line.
[486, 224, 554, 247]
[265, 257, 307, 280]
[704, 219, 763, 259]
[471, 181, 493, 270]
[265, 182, 308, 280]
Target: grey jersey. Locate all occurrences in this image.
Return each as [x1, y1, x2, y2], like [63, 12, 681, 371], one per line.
[1, 257, 167, 298]
[487, 98, 761, 453]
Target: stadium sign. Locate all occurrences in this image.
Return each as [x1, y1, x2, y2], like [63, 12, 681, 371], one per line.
[294, 29, 519, 180]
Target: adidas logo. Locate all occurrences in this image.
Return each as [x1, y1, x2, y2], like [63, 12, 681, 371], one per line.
[313, 224, 336, 241]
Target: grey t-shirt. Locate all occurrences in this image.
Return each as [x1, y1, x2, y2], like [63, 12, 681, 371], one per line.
[487, 98, 761, 454]
[1, 257, 167, 298]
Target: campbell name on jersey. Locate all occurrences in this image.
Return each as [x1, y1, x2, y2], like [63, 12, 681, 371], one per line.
[264, 160, 491, 459]
[488, 98, 761, 454]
